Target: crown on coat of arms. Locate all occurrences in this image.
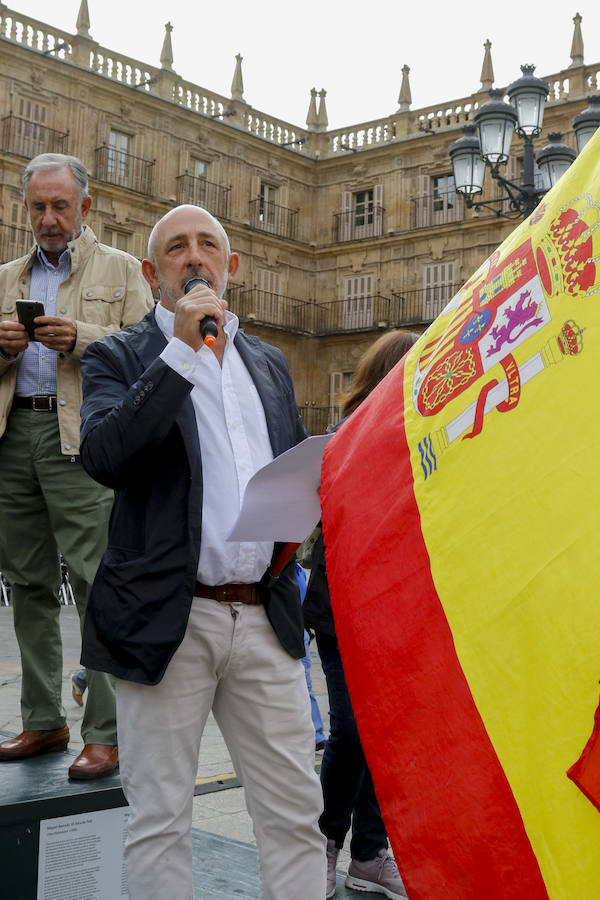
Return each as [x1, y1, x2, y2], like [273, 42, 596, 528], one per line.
[557, 319, 584, 355]
[535, 194, 600, 299]
[540, 319, 584, 367]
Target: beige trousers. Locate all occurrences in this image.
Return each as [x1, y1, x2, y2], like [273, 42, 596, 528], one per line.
[116, 598, 326, 900]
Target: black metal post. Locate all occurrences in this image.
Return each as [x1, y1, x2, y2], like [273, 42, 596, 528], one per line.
[521, 135, 538, 216]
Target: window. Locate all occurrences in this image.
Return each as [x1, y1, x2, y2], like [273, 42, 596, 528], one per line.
[259, 183, 279, 232]
[189, 158, 208, 205]
[422, 262, 455, 321]
[354, 190, 374, 227]
[13, 98, 49, 157]
[343, 274, 374, 330]
[415, 173, 462, 227]
[108, 130, 129, 179]
[432, 174, 455, 213]
[340, 186, 383, 240]
[103, 228, 130, 252]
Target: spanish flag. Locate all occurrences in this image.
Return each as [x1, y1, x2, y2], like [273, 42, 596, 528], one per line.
[320, 129, 600, 900]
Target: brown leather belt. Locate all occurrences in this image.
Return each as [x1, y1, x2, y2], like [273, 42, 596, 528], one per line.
[194, 581, 262, 605]
[12, 394, 58, 411]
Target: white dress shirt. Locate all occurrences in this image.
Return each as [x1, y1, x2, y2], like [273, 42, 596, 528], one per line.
[155, 302, 274, 585]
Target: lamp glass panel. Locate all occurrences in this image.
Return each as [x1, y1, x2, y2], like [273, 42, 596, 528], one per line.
[513, 92, 544, 135]
[575, 125, 599, 154]
[452, 149, 484, 194]
[479, 119, 514, 163]
[540, 158, 572, 190]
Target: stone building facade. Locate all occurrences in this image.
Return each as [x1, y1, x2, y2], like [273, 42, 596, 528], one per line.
[0, 3, 598, 432]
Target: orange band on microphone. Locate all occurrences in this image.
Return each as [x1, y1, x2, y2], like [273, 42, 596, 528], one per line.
[204, 335, 217, 347]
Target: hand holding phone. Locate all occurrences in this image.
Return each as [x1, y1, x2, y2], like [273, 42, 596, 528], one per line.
[16, 300, 46, 341]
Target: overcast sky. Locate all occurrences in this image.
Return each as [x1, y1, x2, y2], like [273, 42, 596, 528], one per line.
[13, 0, 600, 130]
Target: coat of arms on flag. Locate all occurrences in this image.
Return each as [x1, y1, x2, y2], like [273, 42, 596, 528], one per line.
[320, 129, 600, 899]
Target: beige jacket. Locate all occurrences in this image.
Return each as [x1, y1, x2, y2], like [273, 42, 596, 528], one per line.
[0, 226, 154, 454]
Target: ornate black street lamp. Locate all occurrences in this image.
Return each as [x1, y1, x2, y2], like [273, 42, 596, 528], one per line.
[449, 65, 596, 219]
[573, 94, 600, 153]
[536, 133, 576, 191]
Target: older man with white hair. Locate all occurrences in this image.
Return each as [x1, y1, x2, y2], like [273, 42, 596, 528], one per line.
[0, 152, 153, 779]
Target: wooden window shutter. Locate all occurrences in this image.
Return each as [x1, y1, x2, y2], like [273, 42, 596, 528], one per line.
[417, 172, 430, 228]
[341, 190, 352, 241]
[373, 183, 383, 235]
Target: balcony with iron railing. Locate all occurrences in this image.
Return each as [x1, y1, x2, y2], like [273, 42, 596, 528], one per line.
[0, 222, 31, 263]
[235, 289, 313, 333]
[229, 285, 464, 336]
[95, 145, 155, 195]
[314, 293, 397, 333]
[176, 174, 231, 220]
[412, 190, 465, 228]
[332, 206, 384, 242]
[1, 114, 68, 158]
[249, 199, 297, 240]
[390, 284, 464, 325]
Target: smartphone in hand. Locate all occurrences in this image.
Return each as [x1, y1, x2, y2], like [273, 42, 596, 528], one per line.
[16, 300, 45, 341]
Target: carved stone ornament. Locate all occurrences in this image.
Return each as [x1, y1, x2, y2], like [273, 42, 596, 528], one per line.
[265, 247, 279, 268]
[111, 200, 129, 225]
[428, 238, 448, 260]
[119, 101, 132, 119]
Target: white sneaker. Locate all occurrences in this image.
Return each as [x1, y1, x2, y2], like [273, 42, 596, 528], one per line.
[345, 849, 408, 898]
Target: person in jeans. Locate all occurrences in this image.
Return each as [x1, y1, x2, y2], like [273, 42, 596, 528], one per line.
[304, 330, 419, 899]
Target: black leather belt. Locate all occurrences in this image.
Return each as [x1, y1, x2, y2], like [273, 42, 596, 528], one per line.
[194, 582, 262, 605]
[12, 395, 58, 411]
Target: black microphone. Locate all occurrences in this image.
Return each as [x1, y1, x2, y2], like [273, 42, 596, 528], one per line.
[183, 276, 219, 347]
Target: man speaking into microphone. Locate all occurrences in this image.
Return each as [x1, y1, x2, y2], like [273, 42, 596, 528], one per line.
[77, 205, 326, 900]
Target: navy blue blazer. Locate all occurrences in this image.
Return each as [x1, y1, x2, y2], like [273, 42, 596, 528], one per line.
[79, 308, 307, 685]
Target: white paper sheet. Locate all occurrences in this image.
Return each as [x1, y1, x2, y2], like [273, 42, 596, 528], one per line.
[227, 433, 333, 543]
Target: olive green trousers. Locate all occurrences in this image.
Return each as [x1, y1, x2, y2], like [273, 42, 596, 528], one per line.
[0, 408, 116, 744]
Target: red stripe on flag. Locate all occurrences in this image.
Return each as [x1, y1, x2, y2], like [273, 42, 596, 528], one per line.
[320, 360, 549, 900]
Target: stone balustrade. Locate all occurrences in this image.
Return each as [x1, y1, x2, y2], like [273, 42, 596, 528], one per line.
[585, 65, 600, 93]
[174, 77, 231, 118]
[0, 5, 72, 58]
[89, 47, 154, 89]
[0, 2, 597, 158]
[415, 95, 479, 132]
[243, 110, 303, 150]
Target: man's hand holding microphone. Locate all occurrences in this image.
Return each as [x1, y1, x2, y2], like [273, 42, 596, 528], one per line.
[173, 276, 227, 355]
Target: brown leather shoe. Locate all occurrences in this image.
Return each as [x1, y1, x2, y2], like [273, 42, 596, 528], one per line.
[68, 744, 119, 781]
[0, 726, 70, 760]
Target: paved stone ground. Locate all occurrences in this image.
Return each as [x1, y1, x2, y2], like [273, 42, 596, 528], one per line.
[0, 603, 374, 896]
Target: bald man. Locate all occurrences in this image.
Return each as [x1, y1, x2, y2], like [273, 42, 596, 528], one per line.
[78, 205, 326, 900]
